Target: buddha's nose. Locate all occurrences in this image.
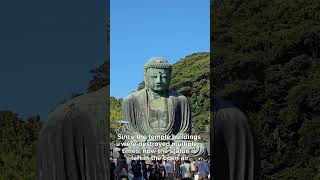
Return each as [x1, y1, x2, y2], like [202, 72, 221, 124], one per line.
[156, 76, 161, 84]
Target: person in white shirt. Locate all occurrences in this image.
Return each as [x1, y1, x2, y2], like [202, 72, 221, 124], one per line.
[180, 160, 192, 180]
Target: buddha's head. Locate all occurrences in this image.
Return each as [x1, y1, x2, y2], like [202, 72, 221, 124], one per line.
[144, 57, 172, 94]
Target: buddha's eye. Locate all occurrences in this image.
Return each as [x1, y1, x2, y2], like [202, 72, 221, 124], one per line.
[151, 75, 157, 78]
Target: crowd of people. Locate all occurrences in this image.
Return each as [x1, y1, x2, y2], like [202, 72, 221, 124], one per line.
[110, 155, 210, 180]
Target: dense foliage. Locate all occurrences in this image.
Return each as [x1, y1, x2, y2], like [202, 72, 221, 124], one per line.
[0, 112, 43, 179]
[212, 0, 320, 179]
[87, 62, 109, 93]
[170, 53, 210, 142]
[110, 97, 122, 142]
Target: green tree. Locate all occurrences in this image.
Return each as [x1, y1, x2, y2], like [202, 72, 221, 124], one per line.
[0, 111, 43, 180]
[110, 97, 122, 142]
[87, 62, 109, 93]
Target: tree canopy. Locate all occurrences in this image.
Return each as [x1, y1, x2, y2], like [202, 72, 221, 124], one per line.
[0, 112, 42, 179]
[212, 0, 320, 179]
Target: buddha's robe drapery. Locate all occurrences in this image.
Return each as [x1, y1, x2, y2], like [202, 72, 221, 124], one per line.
[36, 87, 109, 180]
[122, 88, 192, 139]
[211, 97, 260, 180]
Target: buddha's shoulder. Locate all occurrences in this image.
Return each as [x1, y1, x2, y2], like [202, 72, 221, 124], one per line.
[124, 89, 188, 101]
[124, 89, 146, 100]
[214, 97, 247, 121]
[42, 86, 108, 133]
[168, 90, 188, 101]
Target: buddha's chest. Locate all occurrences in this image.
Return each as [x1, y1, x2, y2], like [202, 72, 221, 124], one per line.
[148, 97, 170, 129]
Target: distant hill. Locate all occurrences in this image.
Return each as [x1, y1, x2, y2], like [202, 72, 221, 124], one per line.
[170, 52, 210, 141]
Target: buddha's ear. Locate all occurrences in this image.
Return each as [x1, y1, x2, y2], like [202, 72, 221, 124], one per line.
[144, 70, 148, 88]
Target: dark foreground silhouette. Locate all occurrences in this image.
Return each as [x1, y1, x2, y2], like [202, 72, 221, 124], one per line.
[36, 87, 109, 180]
[212, 97, 260, 180]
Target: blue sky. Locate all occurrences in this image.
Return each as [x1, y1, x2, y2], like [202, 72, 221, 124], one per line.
[110, 0, 210, 99]
[0, 0, 108, 118]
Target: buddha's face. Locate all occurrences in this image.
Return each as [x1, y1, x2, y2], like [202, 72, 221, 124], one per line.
[145, 68, 171, 93]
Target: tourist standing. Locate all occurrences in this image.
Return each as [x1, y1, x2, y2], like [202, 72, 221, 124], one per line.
[148, 160, 158, 180]
[156, 160, 166, 180]
[118, 167, 128, 180]
[132, 160, 143, 180]
[173, 159, 181, 180]
[111, 159, 116, 180]
[180, 160, 192, 180]
[191, 159, 198, 179]
[127, 160, 134, 180]
[164, 160, 174, 180]
[197, 156, 209, 180]
[116, 154, 128, 180]
[141, 160, 148, 180]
